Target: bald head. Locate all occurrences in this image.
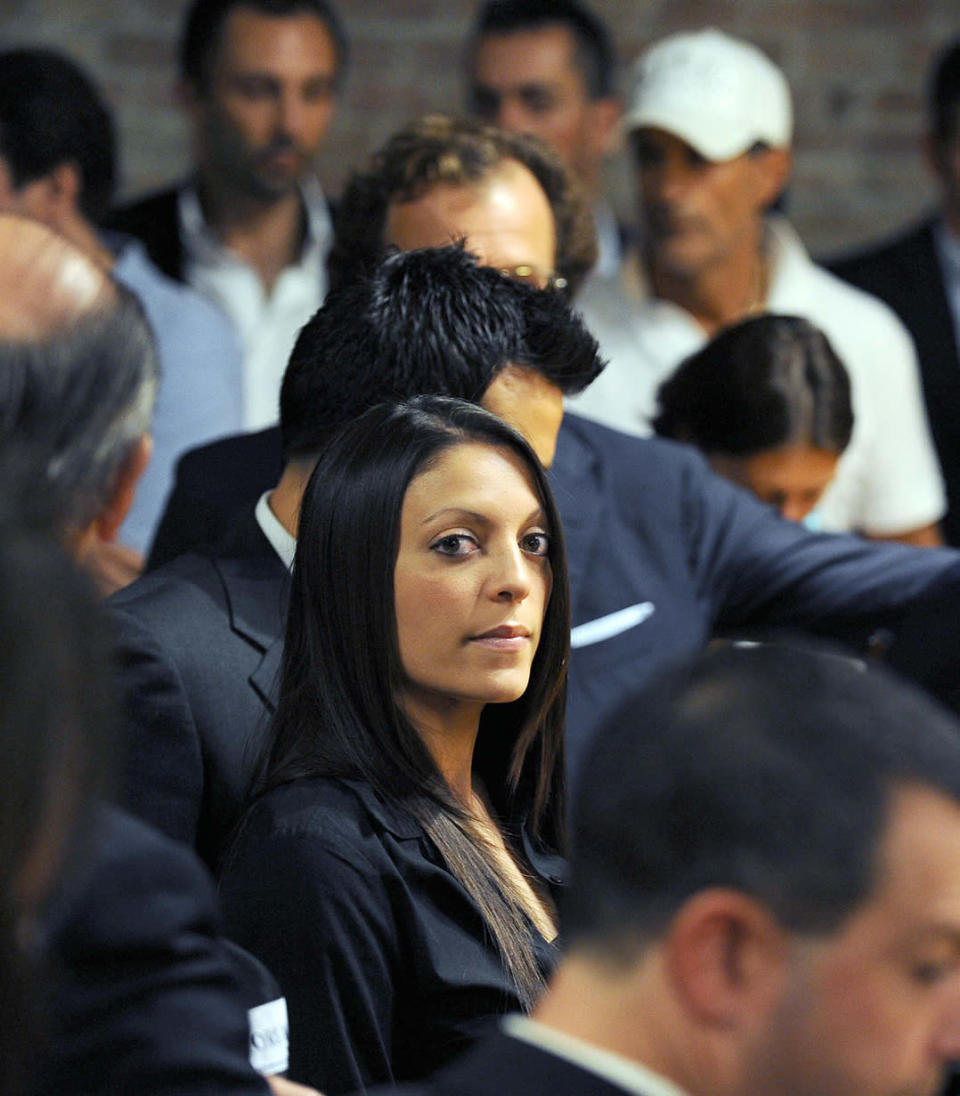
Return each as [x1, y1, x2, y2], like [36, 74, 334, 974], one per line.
[0, 214, 114, 340]
[0, 213, 157, 541]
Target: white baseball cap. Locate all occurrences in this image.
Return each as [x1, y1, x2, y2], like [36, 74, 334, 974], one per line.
[625, 28, 793, 161]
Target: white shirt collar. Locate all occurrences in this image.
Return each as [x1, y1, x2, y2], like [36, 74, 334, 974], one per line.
[178, 175, 332, 268]
[255, 491, 296, 571]
[592, 200, 625, 281]
[503, 1015, 692, 1096]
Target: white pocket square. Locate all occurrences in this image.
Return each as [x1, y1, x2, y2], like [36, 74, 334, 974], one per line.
[570, 602, 655, 649]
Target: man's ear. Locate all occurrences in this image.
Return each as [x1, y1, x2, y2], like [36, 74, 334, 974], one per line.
[924, 132, 960, 184]
[11, 161, 82, 225]
[94, 433, 153, 544]
[46, 161, 83, 218]
[663, 889, 790, 1030]
[754, 146, 793, 211]
[175, 77, 204, 123]
[586, 96, 624, 160]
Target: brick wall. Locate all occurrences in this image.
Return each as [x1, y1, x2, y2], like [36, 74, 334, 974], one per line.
[1, 0, 956, 256]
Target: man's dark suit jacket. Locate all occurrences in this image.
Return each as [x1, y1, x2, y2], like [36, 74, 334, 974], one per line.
[830, 218, 960, 545]
[366, 1030, 632, 1096]
[109, 186, 186, 283]
[121, 411, 960, 855]
[106, 516, 288, 872]
[148, 426, 282, 570]
[34, 804, 272, 1096]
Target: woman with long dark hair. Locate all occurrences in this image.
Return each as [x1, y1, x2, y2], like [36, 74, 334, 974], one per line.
[221, 396, 570, 1093]
[653, 314, 854, 525]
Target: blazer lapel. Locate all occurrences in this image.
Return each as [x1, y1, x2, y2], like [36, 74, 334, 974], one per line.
[249, 638, 284, 712]
[215, 512, 290, 712]
[909, 223, 960, 383]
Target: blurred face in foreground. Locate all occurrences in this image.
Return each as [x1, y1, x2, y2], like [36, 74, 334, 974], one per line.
[743, 785, 960, 1096]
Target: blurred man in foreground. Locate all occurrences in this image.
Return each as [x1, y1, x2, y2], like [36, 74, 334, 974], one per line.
[374, 644, 960, 1096]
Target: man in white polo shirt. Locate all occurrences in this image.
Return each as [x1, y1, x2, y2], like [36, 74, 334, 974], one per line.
[570, 28, 945, 545]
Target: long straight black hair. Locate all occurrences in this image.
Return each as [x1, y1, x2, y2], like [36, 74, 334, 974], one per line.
[260, 396, 570, 1007]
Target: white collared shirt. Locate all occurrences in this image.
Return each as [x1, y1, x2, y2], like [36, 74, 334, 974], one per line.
[255, 491, 296, 571]
[503, 1015, 691, 1096]
[179, 178, 333, 431]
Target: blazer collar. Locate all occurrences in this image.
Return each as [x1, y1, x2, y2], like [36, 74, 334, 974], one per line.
[215, 511, 290, 709]
[339, 778, 424, 839]
[438, 1029, 633, 1095]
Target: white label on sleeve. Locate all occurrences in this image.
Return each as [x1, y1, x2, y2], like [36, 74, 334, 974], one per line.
[248, 996, 289, 1075]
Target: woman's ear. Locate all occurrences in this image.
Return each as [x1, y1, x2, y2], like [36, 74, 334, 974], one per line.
[663, 888, 790, 1031]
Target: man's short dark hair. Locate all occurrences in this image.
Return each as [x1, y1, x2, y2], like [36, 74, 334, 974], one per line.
[280, 244, 602, 461]
[0, 49, 115, 226]
[468, 0, 616, 100]
[929, 39, 960, 146]
[328, 114, 597, 300]
[564, 643, 960, 957]
[179, 0, 348, 91]
[0, 284, 158, 534]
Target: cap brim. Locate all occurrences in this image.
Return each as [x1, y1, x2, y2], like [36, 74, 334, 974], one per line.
[625, 103, 754, 162]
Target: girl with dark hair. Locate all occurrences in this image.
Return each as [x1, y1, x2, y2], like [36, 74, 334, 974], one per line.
[221, 396, 570, 1094]
[653, 314, 854, 524]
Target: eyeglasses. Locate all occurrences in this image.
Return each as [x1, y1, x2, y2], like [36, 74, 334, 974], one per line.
[496, 265, 567, 292]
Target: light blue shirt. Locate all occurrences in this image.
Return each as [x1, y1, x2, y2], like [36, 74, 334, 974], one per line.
[110, 234, 244, 554]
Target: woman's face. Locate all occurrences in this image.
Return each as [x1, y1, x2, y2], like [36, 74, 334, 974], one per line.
[394, 441, 552, 728]
[710, 443, 841, 523]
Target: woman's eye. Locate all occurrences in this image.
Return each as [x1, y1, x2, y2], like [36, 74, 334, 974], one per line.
[521, 531, 550, 557]
[431, 534, 476, 557]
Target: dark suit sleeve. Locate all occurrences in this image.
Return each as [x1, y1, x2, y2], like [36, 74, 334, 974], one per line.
[221, 830, 398, 1094]
[38, 807, 271, 1096]
[108, 605, 205, 849]
[681, 450, 960, 634]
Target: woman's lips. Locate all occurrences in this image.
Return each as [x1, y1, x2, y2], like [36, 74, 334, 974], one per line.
[469, 625, 532, 651]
